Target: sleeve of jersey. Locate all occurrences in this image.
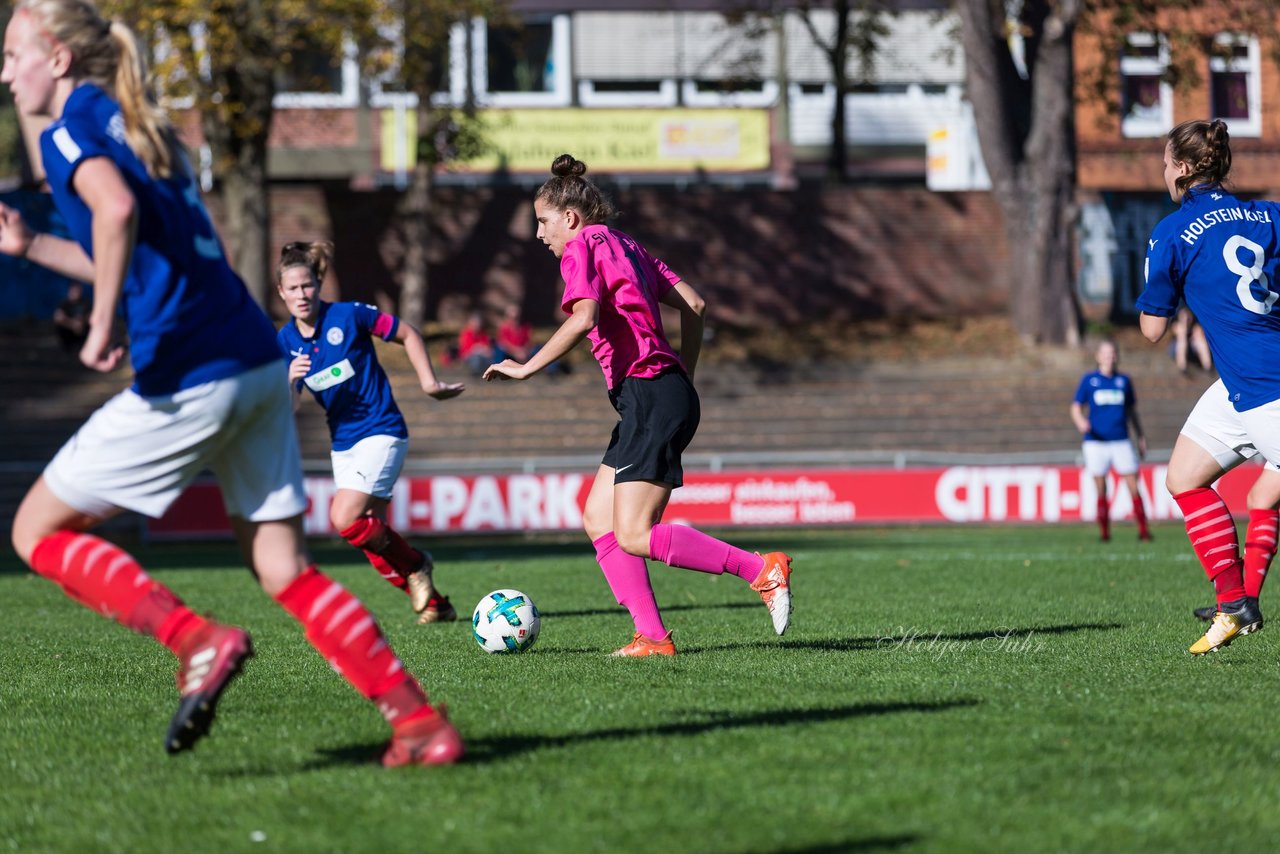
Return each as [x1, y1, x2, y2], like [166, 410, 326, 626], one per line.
[41, 116, 110, 198]
[1134, 228, 1180, 317]
[1072, 377, 1090, 405]
[560, 241, 603, 313]
[646, 250, 683, 297]
[353, 302, 400, 341]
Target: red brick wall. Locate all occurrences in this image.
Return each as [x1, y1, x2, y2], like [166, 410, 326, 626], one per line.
[214, 182, 1010, 329]
[1076, 7, 1280, 195]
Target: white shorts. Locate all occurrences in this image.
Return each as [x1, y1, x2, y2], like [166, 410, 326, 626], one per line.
[1181, 379, 1280, 473]
[1081, 439, 1139, 477]
[44, 360, 308, 521]
[331, 435, 407, 498]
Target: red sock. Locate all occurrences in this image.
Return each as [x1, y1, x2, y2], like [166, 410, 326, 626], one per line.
[1244, 508, 1279, 599]
[29, 531, 206, 654]
[1174, 488, 1246, 603]
[1096, 495, 1110, 540]
[339, 517, 423, 590]
[274, 566, 433, 726]
[649, 523, 764, 583]
[1132, 493, 1150, 539]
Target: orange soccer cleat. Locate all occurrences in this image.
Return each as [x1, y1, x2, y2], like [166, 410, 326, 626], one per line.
[610, 631, 677, 657]
[751, 552, 794, 636]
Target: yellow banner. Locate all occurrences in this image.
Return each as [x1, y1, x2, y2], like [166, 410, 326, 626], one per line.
[381, 108, 771, 173]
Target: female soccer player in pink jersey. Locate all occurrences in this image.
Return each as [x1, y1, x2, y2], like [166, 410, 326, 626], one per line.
[484, 154, 793, 656]
[277, 241, 464, 623]
[0, 0, 459, 764]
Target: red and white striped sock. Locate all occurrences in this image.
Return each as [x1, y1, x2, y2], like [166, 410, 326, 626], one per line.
[274, 566, 433, 726]
[1174, 488, 1246, 604]
[1243, 508, 1279, 599]
[28, 531, 206, 654]
[339, 518, 422, 591]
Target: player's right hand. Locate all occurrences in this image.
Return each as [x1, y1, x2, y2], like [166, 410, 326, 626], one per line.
[0, 203, 35, 257]
[482, 359, 528, 381]
[80, 319, 125, 373]
[288, 354, 312, 383]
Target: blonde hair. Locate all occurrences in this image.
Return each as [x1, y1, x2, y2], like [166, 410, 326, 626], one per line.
[18, 0, 179, 179]
[277, 241, 334, 285]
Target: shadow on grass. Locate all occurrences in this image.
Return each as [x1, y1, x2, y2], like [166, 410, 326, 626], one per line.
[297, 698, 978, 770]
[768, 837, 919, 854]
[542, 601, 759, 619]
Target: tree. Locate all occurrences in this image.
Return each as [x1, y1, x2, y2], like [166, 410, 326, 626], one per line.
[793, 0, 891, 183]
[954, 0, 1081, 346]
[105, 0, 394, 305]
[730, 1, 890, 184]
[387, 0, 501, 328]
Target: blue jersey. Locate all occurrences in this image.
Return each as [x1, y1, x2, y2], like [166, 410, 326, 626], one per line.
[277, 301, 407, 452]
[1073, 371, 1135, 441]
[1137, 187, 1280, 411]
[41, 84, 278, 396]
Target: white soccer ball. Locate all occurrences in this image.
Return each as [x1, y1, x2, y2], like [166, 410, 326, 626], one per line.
[472, 589, 541, 653]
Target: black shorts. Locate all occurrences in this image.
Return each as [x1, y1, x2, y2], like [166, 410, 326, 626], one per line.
[603, 368, 700, 487]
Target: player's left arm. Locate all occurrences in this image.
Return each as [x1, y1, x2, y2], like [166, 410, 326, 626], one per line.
[391, 318, 465, 400]
[0, 205, 95, 282]
[73, 157, 136, 372]
[659, 281, 706, 380]
[484, 298, 597, 381]
[1139, 312, 1170, 343]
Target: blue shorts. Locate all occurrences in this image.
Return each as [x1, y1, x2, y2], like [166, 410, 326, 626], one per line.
[603, 368, 700, 487]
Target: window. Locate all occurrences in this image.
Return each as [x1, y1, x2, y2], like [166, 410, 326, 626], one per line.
[1119, 34, 1171, 138]
[471, 15, 571, 107]
[681, 78, 778, 108]
[368, 20, 457, 109]
[274, 35, 358, 108]
[1210, 34, 1260, 137]
[578, 79, 677, 108]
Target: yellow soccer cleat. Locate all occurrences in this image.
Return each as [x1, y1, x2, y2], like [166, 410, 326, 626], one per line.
[1189, 597, 1263, 655]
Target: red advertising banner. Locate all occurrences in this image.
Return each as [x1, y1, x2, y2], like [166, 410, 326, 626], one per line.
[147, 462, 1263, 539]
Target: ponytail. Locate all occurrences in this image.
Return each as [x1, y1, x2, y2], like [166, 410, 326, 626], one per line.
[17, 0, 180, 179]
[278, 241, 334, 285]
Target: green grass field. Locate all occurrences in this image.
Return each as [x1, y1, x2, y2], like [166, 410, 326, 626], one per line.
[3, 522, 1278, 852]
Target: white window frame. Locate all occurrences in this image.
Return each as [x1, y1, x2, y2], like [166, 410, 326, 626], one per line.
[577, 79, 678, 108]
[273, 36, 360, 109]
[471, 14, 571, 108]
[681, 78, 779, 109]
[368, 21, 466, 109]
[1209, 33, 1261, 138]
[1119, 33, 1172, 139]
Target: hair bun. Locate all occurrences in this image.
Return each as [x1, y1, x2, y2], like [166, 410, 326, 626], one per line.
[551, 154, 587, 178]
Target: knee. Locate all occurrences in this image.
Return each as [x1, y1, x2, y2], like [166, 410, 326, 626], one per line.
[331, 506, 368, 538]
[581, 508, 611, 543]
[613, 526, 652, 558]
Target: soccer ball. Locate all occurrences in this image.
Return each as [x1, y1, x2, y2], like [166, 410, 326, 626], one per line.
[472, 589, 541, 653]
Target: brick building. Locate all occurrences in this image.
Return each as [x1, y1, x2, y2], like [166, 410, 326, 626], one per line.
[1074, 7, 1280, 318]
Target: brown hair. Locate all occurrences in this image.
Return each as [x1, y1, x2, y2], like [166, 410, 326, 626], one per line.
[534, 154, 617, 224]
[277, 241, 333, 285]
[18, 0, 180, 179]
[1167, 119, 1232, 196]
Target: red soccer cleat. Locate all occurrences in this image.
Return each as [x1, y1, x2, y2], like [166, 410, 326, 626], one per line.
[382, 706, 465, 767]
[165, 623, 253, 754]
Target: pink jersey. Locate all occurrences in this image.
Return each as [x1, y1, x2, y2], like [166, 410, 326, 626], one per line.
[560, 224, 685, 389]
